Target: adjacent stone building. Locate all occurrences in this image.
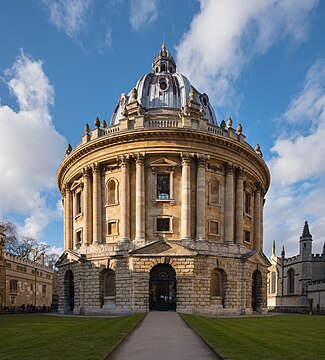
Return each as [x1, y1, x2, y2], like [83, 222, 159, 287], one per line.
[268, 221, 325, 313]
[56, 45, 270, 315]
[0, 225, 54, 309]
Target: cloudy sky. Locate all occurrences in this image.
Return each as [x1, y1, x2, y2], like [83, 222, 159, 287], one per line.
[0, 0, 324, 257]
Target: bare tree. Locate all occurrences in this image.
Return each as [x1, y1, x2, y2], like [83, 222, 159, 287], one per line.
[0, 219, 49, 261]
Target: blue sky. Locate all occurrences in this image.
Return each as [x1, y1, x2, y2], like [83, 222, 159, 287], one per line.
[0, 0, 325, 257]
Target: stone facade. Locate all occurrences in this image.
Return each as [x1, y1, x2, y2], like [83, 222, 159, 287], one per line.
[0, 225, 55, 309]
[268, 221, 325, 314]
[56, 45, 270, 315]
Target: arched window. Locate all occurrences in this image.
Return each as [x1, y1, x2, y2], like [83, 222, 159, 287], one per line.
[271, 271, 276, 294]
[106, 179, 118, 205]
[161, 64, 166, 72]
[103, 269, 116, 297]
[209, 179, 220, 206]
[287, 268, 295, 294]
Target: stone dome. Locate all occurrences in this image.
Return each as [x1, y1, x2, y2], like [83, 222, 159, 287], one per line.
[110, 44, 217, 126]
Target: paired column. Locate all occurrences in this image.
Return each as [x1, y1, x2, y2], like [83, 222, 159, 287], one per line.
[224, 162, 235, 243]
[135, 153, 145, 242]
[92, 163, 102, 244]
[83, 167, 92, 245]
[181, 154, 191, 240]
[196, 155, 207, 241]
[119, 155, 130, 242]
[254, 183, 261, 250]
[64, 186, 73, 250]
[235, 167, 244, 245]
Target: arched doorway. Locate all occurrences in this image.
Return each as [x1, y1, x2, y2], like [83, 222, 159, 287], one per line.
[64, 270, 74, 313]
[252, 270, 262, 312]
[149, 264, 176, 311]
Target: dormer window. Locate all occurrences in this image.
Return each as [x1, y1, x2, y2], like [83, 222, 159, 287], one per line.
[161, 63, 166, 72]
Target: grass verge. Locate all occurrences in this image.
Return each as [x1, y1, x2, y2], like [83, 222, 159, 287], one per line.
[181, 314, 325, 360]
[0, 313, 145, 360]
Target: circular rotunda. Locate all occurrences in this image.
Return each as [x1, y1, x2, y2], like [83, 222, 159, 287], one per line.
[57, 45, 270, 315]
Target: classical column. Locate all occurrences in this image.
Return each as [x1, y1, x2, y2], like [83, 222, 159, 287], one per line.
[224, 162, 235, 243]
[119, 155, 130, 242]
[92, 163, 102, 244]
[83, 167, 92, 245]
[254, 183, 261, 250]
[235, 167, 245, 245]
[64, 186, 73, 250]
[196, 155, 208, 241]
[135, 153, 145, 243]
[181, 154, 191, 240]
[260, 191, 265, 251]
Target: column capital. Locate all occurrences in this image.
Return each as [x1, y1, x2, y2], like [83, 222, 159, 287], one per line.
[255, 182, 262, 193]
[64, 184, 71, 194]
[181, 153, 192, 165]
[134, 152, 145, 165]
[92, 162, 101, 174]
[117, 154, 130, 167]
[224, 162, 235, 174]
[197, 154, 209, 167]
[83, 166, 92, 177]
[235, 166, 245, 178]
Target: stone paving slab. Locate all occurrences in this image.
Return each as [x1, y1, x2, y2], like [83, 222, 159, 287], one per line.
[108, 311, 219, 360]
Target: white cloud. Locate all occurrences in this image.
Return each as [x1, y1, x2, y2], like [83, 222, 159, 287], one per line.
[42, 0, 93, 39]
[176, 0, 318, 109]
[264, 60, 325, 257]
[0, 52, 66, 240]
[129, 0, 158, 31]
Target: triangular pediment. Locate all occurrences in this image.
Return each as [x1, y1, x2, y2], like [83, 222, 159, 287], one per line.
[55, 250, 85, 267]
[242, 250, 271, 266]
[70, 179, 83, 191]
[150, 158, 178, 167]
[130, 240, 196, 257]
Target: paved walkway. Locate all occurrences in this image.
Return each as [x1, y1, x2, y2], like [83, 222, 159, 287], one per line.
[108, 311, 219, 360]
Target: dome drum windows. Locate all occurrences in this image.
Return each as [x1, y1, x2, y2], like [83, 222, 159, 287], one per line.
[244, 230, 251, 244]
[208, 220, 220, 236]
[150, 158, 177, 205]
[154, 216, 173, 234]
[107, 220, 119, 237]
[208, 178, 220, 206]
[106, 178, 119, 206]
[75, 229, 82, 246]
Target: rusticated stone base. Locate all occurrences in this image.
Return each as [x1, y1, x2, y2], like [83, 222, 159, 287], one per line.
[57, 243, 269, 316]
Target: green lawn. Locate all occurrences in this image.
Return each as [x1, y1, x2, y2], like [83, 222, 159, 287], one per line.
[181, 314, 325, 360]
[0, 313, 145, 360]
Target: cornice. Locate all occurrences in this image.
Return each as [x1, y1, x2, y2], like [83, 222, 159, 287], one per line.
[57, 129, 270, 191]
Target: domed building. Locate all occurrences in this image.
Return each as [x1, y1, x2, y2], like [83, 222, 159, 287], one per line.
[56, 45, 270, 315]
